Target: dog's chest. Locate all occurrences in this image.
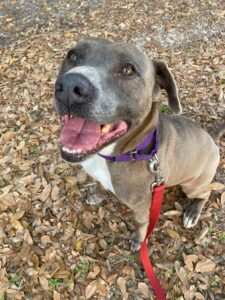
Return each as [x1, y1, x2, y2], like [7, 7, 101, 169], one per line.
[80, 154, 115, 194]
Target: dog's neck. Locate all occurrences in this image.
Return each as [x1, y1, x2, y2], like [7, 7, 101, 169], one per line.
[111, 102, 159, 155]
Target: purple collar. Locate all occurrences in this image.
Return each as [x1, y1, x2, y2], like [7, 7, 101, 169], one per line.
[98, 128, 158, 162]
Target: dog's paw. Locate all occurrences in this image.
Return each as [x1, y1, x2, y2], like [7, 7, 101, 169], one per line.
[183, 202, 201, 228]
[130, 232, 143, 252]
[85, 194, 104, 205]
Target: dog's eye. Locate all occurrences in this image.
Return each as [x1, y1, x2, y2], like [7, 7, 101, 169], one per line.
[122, 64, 136, 76]
[68, 50, 78, 63]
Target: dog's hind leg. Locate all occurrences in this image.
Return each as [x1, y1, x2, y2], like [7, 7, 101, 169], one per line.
[181, 153, 220, 228]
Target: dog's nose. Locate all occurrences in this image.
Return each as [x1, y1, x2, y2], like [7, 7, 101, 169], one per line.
[55, 73, 94, 104]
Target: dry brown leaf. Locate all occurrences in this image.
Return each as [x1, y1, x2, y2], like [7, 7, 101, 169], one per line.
[54, 270, 71, 279]
[75, 240, 83, 251]
[0, 185, 13, 198]
[184, 254, 198, 271]
[87, 265, 100, 279]
[19, 242, 31, 261]
[117, 277, 127, 298]
[210, 182, 224, 191]
[16, 140, 25, 150]
[99, 238, 107, 250]
[107, 273, 118, 286]
[194, 292, 205, 300]
[11, 210, 25, 221]
[11, 219, 23, 230]
[221, 191, 225, 206]
[195, 259, 216, 273]
[40, 184, 51, 202]
[24, 229, 33, 245]
[175, 261, 188, 286]
[26, 267, 38, 276]
[97, 282, 108, 296]
[163, 210, 182, 217]
[53, 291, 61, 300]
[5, 289, 24, 300]
[2, 132, 15, 142]
[122, 266, 135, 278]
[138, 282, 150, 297]
[85, 280, 98, 299]
[51, 185, 60, 200]
[98, 207, 105, 219]
[167, 229, 180, 238]
[194, 226, 209, 244]
[39, 275, 49, 290]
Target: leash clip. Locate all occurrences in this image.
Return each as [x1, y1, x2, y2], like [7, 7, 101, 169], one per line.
[149, 154, 164, 190]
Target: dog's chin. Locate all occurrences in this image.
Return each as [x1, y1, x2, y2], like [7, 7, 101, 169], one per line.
[60, 115, 130, 163]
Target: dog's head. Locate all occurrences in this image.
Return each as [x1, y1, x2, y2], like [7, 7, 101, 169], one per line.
[55, 38, 181, 162]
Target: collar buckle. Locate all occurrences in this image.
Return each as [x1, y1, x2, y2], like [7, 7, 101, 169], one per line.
[130, 150, 138, 160]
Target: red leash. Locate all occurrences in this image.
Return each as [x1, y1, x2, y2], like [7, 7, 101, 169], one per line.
[140, 183, 167, 300]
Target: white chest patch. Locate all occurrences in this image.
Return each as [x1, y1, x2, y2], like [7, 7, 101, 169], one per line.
[80, 144, 116, 194]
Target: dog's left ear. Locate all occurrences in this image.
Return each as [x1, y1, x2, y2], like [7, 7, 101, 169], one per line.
[152, 60, 182, 114]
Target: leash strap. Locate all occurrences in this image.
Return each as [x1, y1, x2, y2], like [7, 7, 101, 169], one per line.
[140, 184, 167, 300]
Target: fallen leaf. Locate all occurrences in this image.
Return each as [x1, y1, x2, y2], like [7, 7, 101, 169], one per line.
[40, 184, 51, 202]
[0, 185, 13, 198]
[54, 270, 71, 279]
[11, 210, 25, 221]
[53, 291, 61, 300]
[194, 226, 209, 244]
[163, 210, 182, 217]
[194, 292, 205, 300]
[210, 182, 224, 190]
[122, 266, 135, 278]
[5, 18, 14, 22]
[167, 229, 180, 238]
[175, 261, 188, 286]
[107, 273, 118, 286]
[138, 282, 150, 297]
[51, 185, 59, 200]
[75, 240, 83, 251]
[221, 191, 225, 206]
[87, 265, 100, 279]
[85, 280, 98, 299]
[24, 229, 33, 245]
[195, 259, 216, 273]
[117, 277, 127, 298]
[184, 254, 198, 271]
[39, 276, 49, 290]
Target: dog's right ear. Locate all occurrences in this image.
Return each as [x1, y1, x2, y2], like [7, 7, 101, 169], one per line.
[152, 60, 182, 114]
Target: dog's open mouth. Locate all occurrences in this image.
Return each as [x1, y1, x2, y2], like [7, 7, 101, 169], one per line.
[60, 115, 128, 162]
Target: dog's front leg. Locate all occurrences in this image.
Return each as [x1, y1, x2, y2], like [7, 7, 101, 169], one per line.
[84, 182, 108, 205]
[130, 197, 152, 252]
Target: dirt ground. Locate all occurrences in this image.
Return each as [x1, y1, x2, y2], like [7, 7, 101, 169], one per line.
[0, 0, 224, 299]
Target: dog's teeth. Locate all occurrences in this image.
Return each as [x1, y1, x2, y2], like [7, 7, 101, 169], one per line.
[101, 124, 114, 134]
[62, 146, 82, 154]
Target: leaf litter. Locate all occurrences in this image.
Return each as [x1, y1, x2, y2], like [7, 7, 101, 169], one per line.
[0, 0, 224, 299]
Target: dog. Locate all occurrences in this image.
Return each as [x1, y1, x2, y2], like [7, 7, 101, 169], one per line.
[54, 38, 224, 251]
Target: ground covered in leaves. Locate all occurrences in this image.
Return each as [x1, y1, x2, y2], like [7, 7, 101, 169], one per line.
[0, 0, 225, 299]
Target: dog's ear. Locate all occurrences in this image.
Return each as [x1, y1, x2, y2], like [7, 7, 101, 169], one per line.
[152, 60, 182, 114]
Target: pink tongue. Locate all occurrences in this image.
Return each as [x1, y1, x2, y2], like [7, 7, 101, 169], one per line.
[60, 116, 101, 151]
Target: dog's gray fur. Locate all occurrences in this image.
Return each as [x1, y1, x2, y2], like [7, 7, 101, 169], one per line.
[55, 38, 222, 251]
